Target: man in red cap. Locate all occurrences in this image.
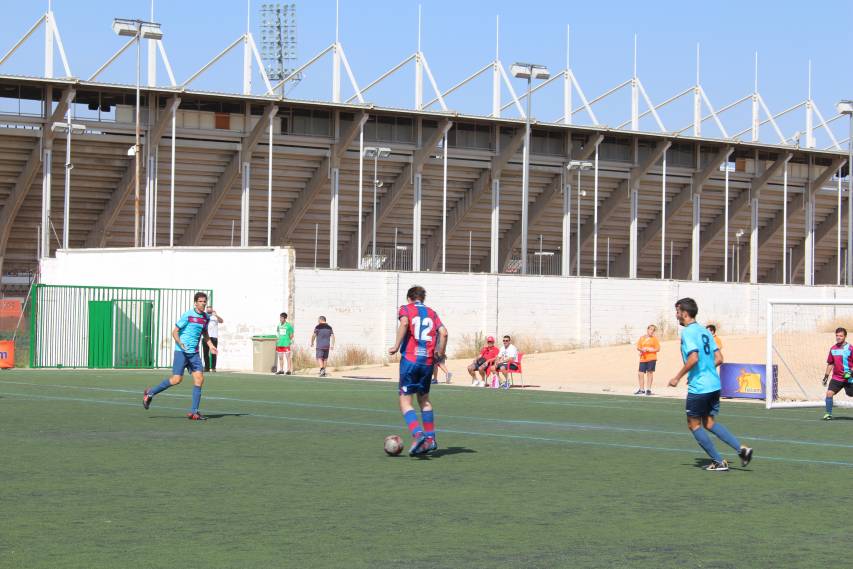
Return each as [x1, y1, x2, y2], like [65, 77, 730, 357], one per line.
[467, 335, 500, 387]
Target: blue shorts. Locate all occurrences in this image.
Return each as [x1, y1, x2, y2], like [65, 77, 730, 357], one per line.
[172, 351, 204, 376]
[685, 390, 721, 417]
[398, 359, 434, 396]
[639, 361, 657, 373]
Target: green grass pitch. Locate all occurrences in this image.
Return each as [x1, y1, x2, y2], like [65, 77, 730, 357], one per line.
[2, 370, 852, 569]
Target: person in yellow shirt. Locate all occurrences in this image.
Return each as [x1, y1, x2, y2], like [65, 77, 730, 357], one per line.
[636, 324, 661, 395]
[706, 324, 722, 351]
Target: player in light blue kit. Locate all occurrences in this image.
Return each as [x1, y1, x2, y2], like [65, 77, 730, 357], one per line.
[667, 297, 753, 471]
[143, 292, 218, 420]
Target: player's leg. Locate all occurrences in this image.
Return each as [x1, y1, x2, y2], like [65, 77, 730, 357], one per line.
[636, 363, 645, 394]
[824, 381, 843, 419]
[210, 338, 218, 371]
[685, 392, 726, 470]
[398, 360, 427, 452]
[704, 415, 753, 467]
[646, 364, 655, 395]
[202, 340, 210, 372]
[418, 391, 438, 453]
[285, 348, 292, 375]
[144, 353, 186, 408]
[187, 354, 206, 420]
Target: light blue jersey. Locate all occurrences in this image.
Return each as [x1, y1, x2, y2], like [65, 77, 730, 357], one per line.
[680, 321, 720, 394]
[175, 309, 209, 354]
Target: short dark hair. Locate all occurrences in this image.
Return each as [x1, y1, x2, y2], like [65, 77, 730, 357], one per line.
[503, 335, 511, 341]
[675, 297, 698, 318]
[280, 312, 288, 319]
[194, 292, 207, 302]
[319, 316, 327, 322]
[407, 285, 426, 302]
[836, 327, 847, 336]
[706, 324, 716, 333]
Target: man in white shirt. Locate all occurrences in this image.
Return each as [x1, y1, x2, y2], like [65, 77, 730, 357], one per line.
[203, 306, 224, 372]
[495, 335, 519, 387]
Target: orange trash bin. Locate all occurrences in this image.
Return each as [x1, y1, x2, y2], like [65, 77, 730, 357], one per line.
[0, 340, 14, 369]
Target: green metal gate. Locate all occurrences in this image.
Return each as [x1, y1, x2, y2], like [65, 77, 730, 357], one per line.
[30, 285, 213, 369]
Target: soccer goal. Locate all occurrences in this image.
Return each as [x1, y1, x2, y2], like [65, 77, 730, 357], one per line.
[767, 298, 853, 409]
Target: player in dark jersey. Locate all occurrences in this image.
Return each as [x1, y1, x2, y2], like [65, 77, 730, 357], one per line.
[821, 327, 853, 420]
[388, 285, 448, 456]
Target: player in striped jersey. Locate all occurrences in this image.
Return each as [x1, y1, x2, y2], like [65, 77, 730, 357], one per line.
[389, 285, 448, 456]
[143, 292, 217, 420]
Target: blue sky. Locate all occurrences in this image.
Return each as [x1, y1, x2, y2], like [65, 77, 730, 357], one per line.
[2, 0, 851, 147]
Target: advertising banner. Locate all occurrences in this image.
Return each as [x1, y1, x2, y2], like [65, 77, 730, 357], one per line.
[720, 363, 776, 399]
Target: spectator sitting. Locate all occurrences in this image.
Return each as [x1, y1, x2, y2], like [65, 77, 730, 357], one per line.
[467, 335, 499, 387]
[495, 335, 519, 388]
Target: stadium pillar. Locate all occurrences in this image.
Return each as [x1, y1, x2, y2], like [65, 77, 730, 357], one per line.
[413, 172, 422, 271]
[329, 166, 340, 268]
[691, 191, 701, 281]
[750, 194, 759, 283]
[562, 179, 571, 277]
[240, 162, 250, 247]
[629, 188, 639, 278]
[804, 159, 815, 285]
[40, 147, 52, 259]
[490, 178, 500, 272]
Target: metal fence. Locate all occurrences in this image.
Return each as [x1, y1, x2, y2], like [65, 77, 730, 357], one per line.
[29, 285, 213, 369]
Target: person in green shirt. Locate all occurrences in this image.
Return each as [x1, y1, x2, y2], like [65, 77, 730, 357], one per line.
[276, 312, 294, 375]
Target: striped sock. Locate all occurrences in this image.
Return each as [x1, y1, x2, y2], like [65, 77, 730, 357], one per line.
[691, 427, 723, 463]
[148, 378, 172, 397]
[191, 385, 202, 413]
[422, 410, 435, 441]
[826, 397, 833, 414]
[403, 410, 423, 438]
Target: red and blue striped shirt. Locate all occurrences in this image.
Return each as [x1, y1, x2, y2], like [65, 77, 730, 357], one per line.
[398, 301, 443, 366]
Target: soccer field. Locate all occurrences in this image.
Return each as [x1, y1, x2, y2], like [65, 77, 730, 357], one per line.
[2, 371, 852, 569]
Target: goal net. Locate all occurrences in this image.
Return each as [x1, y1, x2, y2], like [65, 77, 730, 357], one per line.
[767, 299, 853, 409]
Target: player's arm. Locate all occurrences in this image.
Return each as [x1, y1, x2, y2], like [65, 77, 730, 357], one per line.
[714, 349, 723, 366]
[330, 332, 335, 349]
[310, 331, 316, 347]
[668, 352, 698, 387]
[823, 362, 834, 385]
[388, 315, 408, 355]
[172, 326, 187, 352]
[435, 325, 448, 358]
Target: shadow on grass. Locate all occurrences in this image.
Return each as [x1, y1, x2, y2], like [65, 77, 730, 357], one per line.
[415, 446, 477, 459]
[688, 458, 752, 471]
[828, 415, 853, 421]
[147, 413, 249, 420]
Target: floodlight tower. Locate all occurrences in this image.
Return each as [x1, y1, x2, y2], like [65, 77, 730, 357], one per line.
[260, 3, 300, 96]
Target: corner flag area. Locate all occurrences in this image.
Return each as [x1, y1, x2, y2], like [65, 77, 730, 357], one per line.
[1, 370, 850, 568]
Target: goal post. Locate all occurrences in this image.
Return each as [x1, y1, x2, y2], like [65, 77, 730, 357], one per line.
[766, 298, 853, 409]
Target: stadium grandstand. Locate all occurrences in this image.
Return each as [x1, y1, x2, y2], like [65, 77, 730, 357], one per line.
[0, 4, 850, 287]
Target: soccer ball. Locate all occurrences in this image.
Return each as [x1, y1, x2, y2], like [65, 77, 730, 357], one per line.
[384, 435, 403, 456]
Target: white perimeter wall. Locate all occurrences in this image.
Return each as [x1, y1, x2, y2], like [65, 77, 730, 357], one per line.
[40, 248, 294, 370]
[294, 269, 853, 361]
[38, 248, 853, 370]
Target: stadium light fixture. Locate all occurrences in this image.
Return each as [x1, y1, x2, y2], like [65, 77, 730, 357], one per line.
[837, 100, 853, 286]
[113, 18, 164, 248]
[511, 62, 550, 275]
[363, 146, 392, 268]
[510, 63, 550, 81]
